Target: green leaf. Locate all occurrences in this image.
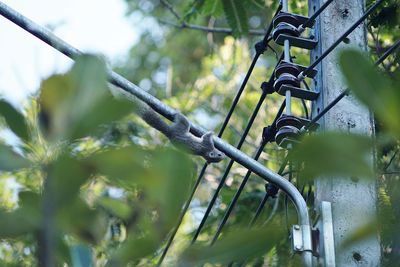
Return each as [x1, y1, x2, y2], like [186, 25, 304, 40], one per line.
[98, 197, 132, 220]
[110, 235, 158, 265]
[39, 54, 134, 141]
[147, 149, 194, 228]
[58, 198, 107, 245]
[202, 0, 224, 17]
[339, 49, 400, 137]
[222, 0, 249, 37]
[179, 226, 284, 265]
[84, 146, 149, 188]
[0, 144, 31, 171]
[52, 154, 91, 208]
[86, 147, 194, 228]
[0, 191, 40, 238]
[0, 100, 30, 141]
[290, 132, 374, 180]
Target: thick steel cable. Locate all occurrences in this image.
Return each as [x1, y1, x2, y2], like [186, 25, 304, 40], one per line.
[209, 101, 286, 245]
[156, 7, 283, 264]
[299, 0, 385, 79]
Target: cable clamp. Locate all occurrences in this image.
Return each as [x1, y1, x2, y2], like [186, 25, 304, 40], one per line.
[255, 40, 267, 54]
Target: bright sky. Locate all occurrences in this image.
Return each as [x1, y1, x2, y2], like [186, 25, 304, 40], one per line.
[0, 0, 138, 106]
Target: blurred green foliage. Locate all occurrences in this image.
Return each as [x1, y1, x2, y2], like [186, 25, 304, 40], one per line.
[0, 0, 399, 266]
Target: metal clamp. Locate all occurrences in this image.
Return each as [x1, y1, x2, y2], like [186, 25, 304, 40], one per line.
[292, 224, 313, 253]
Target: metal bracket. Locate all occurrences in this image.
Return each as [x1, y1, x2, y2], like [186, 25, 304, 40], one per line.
[319, 201, 336, 267]
[275, 34, 318, 50]
[278, 85, 320, 100]
[291, 224, 313, 253]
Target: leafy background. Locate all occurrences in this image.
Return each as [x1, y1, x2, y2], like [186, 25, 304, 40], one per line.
[0, 0, 399, 266]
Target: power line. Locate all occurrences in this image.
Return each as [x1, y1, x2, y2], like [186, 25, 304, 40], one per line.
[156, 5, 283, 264]
[298, 0, 335, 31]
[299, 0, 385, 79]
[209, 101, 286, 245]
[304, 38, 400, 132]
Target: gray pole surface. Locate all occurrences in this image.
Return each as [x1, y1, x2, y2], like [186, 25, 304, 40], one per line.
[309, 0, 380, 266]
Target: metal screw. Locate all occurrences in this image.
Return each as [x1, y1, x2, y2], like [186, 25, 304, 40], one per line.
[295, 245, 303, 251]
[294, 225, 300, 230]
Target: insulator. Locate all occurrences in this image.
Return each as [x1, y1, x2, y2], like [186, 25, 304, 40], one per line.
[273, 73, 301, 92]
[274, 61, 301, 78]
[272, 22, 300, 41]
[273, 12, 301, 28]
[276, 115, 303, 130]
[275, 125, 300, 147]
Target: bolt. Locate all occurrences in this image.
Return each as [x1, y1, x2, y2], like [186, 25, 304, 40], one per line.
[295, 245, 303, 251]
[294, 225, 300, 230]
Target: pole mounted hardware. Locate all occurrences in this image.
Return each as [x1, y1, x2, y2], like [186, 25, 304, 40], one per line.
[273, 61, 319, 100]
[272, 11, 318, 50]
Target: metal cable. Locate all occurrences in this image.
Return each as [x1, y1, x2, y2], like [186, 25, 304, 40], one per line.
[299, 0, 335, 31]
[209, 101, 286, 245]
[249, 154, 289, 226]
[299, 0, 385, 79]
[375, 39, 400, 66]
[304, 38, 400, 132]
[191, 89, 269, 243]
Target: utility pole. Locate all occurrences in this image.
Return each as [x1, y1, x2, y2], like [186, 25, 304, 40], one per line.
[309, 0, 380, 266]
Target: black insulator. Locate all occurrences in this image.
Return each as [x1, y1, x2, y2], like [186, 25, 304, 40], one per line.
[274, 61, 301, 78]
[275, 125, 300, 146]
[273, 12, 301, 28]
[272, 22, 300, 41]
[276, 115, 303, 130]
[273, 73, 300, 92]
[260, 81, 275, 95]
[255, 41, 267, 54]
[262, 125, 276, 143]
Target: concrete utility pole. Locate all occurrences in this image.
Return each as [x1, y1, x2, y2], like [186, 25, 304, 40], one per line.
[309, 0, 380, 266]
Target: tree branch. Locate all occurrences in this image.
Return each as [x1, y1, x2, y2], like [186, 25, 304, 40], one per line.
[160, 0, 181, 20]
[158, 19, 265, 36]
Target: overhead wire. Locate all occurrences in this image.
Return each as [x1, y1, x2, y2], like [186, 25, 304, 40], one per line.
[209, 101, 286, 245]
[299, 0, 385, 80]
[157, 4, 283, 263]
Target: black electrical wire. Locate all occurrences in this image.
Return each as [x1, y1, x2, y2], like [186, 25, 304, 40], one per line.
[249, 153, 289, 226]
[225, 26, 398, 267]
[191, 87, 270, 244]
[209, 101, 286, 245]
[156, 6, 284, 263]
[375, 39, 400, 66]
[300, 0, 385, 79]
[304, 38, 400, 132]
[210, 140, 267, 245]
[300, 0, 335, 30]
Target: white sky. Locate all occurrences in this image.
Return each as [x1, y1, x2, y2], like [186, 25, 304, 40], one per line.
[0, 0, 139, 106]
